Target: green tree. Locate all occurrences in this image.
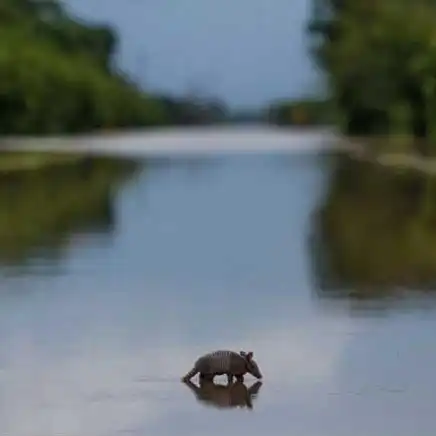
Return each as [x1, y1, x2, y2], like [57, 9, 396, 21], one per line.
[308, 0, 436, 147]
[0, 0, 212, 135]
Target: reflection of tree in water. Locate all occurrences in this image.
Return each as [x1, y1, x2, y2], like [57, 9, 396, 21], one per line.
[0, 154, 140, 267]
[182, 379, 263, 410]
[309, 153, 436, 303]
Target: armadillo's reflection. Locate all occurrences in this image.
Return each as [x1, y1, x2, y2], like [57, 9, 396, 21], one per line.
[182, 379, 263, 410]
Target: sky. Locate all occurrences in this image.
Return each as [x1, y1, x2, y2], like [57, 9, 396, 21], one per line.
[64, 0, 320, 109]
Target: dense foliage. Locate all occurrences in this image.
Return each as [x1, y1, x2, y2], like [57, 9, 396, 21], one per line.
[0, 0, 227, 135]
[308, 1, 436, 144]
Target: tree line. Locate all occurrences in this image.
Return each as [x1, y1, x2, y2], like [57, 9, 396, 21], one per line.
[266, 97, 332, 126]
[306, 0, 436, 147]
[0, 0, 228, 135]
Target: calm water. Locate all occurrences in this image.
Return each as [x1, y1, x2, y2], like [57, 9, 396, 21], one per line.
[0, 146, 436, 436]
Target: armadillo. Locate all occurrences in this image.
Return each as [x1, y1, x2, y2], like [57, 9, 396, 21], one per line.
[181, 350, 263, 384]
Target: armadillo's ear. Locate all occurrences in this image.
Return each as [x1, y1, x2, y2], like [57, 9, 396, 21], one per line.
[246, 351, 253, 360]
[239, 351, 246, 357]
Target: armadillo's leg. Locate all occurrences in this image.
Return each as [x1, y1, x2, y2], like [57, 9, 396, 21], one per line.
[235, 375, 244, 383]
[226, 373, 234, 385]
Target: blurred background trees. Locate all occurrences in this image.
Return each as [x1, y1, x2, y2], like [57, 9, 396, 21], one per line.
[0, 0, 228, 135]
[307, 0, 436, 147]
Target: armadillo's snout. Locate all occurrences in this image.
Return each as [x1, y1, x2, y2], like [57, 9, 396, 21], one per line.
[252, 367, 262, 379]
[249, 361, 263, 379]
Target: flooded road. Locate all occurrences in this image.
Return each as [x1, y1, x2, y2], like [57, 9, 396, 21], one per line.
[0, 136, 435, 436]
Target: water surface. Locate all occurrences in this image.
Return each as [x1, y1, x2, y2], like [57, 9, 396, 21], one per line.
[0, 145, 435, 436]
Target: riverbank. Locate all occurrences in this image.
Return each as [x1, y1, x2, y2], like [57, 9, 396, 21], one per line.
[341, 136, 436, 176]
[2, 128, 436, 176]
[0, 126, 337, 158]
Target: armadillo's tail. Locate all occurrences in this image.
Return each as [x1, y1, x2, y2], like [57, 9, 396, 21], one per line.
[181, 366, 198, 382]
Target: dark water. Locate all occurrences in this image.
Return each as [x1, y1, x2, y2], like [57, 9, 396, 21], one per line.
[0, 150, 436, 436]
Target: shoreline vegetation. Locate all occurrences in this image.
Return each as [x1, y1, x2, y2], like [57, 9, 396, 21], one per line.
[0, 0, 231, 170]
[269, 0, 436, 169]
[4, 1, 436, 174]
[306, 1, 436, 153]
[0, 1, 229, 138]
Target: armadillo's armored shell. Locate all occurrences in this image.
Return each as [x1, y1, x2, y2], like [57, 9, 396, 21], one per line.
[195, 350, 246, 376]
